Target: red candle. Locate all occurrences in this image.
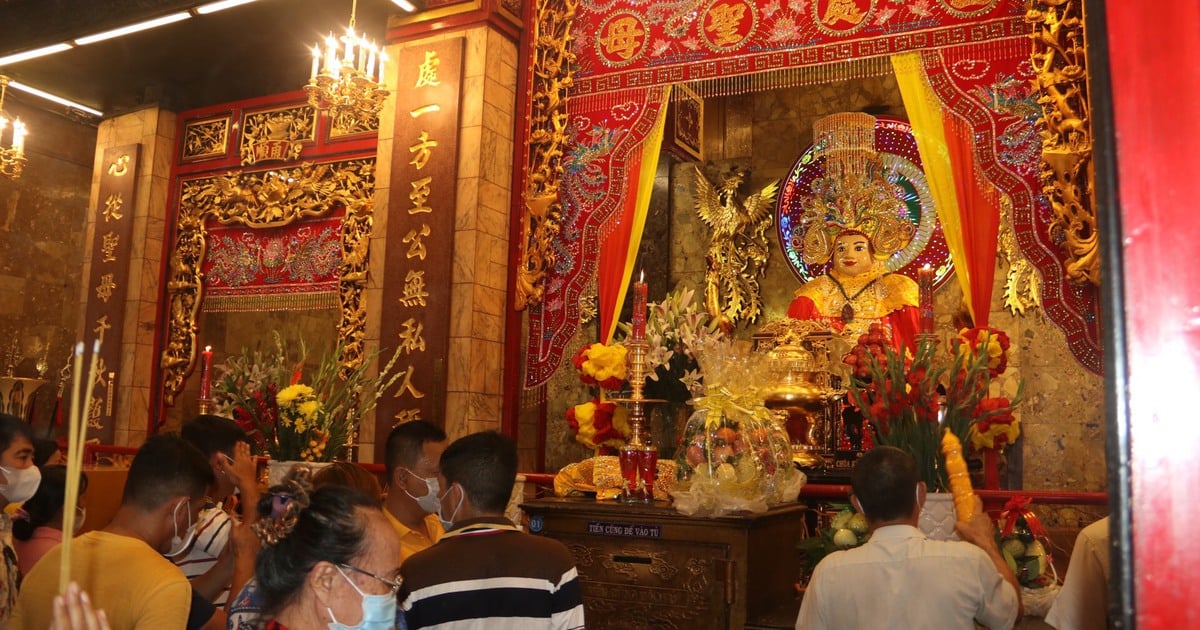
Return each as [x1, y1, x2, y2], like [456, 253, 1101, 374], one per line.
[918, 264, 934, 334]
[199, 345, 214, 400]
[631, 271, 647, 341]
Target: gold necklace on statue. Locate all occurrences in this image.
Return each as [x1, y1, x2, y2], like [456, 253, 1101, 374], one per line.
[829, 273, 885, 323]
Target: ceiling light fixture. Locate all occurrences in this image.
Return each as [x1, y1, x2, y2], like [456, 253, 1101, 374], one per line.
[0, 44, 74, 67]
[390, 0, 417, 12]
[304, 0, 390, 129]
[8, 80, 104, 117]
[0, 77, 28, 180]
[74, 12, 192, 46]
[194, 0, 261, 15]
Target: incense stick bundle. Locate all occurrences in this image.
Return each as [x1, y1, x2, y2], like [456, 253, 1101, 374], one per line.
[59, 339, 100, 594]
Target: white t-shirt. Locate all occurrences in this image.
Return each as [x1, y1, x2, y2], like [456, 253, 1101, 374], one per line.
[1045, 517, 1110, 630]
[175, 506, 233, 606]
[797, 524, 1020, 630]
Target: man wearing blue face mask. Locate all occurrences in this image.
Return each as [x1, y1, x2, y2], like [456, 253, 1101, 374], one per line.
[400, 431, 585, 630]
[383, 421, 448, 563]
[0, 413, 38, 626]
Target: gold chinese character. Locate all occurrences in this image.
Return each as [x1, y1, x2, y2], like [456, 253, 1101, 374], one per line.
[392, 408, 423, 425]
[93, 315, 112, 339]
[107, 154, 131, 177]
[399, 270, 430, 308]
[706, 3, 748, 46]
[398, 318, 427, 355]
[403, 224, 431, 260]
[96, 273, 117, 303]
[103, 193, 124, 222]
[87, 397, 104, 429]
[101, 231, 120, 262]
[393, 365, 426, 399]
[409, 132, 438, 170]
[409, 177, 432, 214]
[415, 51, 441, 88]
[410, 104, 441, 119]
[821, 0, 867, 27]
[599, 17, 645, 61]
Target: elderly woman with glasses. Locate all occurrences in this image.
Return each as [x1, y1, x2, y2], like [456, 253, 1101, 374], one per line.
[253, 467, 402, 630]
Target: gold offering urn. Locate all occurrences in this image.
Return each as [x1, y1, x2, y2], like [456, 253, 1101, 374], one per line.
[761, 339, 842, 467]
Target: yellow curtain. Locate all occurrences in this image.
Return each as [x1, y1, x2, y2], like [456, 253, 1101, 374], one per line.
[891, 53, 972, 320]
[602, 86, 672, 343]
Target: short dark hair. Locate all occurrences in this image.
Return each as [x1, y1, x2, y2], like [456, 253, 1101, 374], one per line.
[312, 462, 383, 499]
[32, 438, 62, 467]
[255, 484, 381, 614]
[180, 414, 250, 458]
[384, 420, 446, 477]
[440, 431, 516, 514]
[0, 414, 34, 455]
[121, 434, 214, 510]
[12, 465, 89, 541]
[851, 446, 919, 522]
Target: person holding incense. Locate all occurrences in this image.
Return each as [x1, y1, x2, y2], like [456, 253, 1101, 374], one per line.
[176, 414, 260, 608]
[11, 434, 214, 629]
[796, 446, 1021, 629]
[0, 413, 39, 626]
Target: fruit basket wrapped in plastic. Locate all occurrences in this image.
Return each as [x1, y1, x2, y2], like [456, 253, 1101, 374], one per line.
[997, 496, 1061, 616]
[670, 341, 805, 516]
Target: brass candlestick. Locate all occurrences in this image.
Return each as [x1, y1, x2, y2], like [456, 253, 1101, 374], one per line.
[611, 340, 663, 502]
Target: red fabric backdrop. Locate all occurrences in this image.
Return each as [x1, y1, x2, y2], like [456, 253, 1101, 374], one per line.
[525, 0, 1103, 386]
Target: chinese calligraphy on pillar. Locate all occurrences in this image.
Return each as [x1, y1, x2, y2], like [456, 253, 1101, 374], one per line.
[81, 144, 140, 442]
[377, 38, 464, 458]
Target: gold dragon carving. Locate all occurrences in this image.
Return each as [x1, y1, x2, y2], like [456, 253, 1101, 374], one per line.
[515, 0, 577, 310]
[1027, 0, 1098, 286]
[694, 166, 779, 331]
[998, 194, 1043, 316]
[160, 158, 376, 405]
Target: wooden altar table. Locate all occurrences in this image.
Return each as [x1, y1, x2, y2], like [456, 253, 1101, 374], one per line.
[520, 497, 805, 629]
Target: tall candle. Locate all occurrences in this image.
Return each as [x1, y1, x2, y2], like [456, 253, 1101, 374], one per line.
[631, 271, 647, 341]
[199, 345, 214, 400]
[918, 264, 934, 334]
[310, 46, 320, 82]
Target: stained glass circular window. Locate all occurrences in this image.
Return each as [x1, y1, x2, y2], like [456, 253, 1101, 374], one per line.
[776, 116, 954, 288]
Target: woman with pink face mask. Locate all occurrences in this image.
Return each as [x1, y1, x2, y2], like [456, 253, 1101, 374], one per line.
[13, 465, 90, 577]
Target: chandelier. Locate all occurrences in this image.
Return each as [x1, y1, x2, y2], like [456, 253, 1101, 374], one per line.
[0, 76, 27, 180]
[304, 0, 390, 129]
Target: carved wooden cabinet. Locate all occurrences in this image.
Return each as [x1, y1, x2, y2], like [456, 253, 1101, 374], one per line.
[521, 498, 805, 629]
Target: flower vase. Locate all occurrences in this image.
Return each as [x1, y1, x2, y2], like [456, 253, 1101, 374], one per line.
[267, 460, 332, 486]
[919, 492, 960, 541]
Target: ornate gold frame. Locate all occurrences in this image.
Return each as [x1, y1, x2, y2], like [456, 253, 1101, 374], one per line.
[515, 0, 577, 310]
[160, 158, 377, 405]
[1027, 0, 1097, 285]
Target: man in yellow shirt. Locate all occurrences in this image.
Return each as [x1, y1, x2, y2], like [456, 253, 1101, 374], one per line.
[384, 421, 448, 562]
[12, 434, 214, 629]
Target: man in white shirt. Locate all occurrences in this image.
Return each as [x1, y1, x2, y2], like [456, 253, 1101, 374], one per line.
[176, 414, 260, 610]
[797, 446, 1022, 629]
[1045, 516, 1111, 630]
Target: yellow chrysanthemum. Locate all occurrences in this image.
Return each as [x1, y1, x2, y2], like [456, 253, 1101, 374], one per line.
[583, 343, 628, 383]
[277, 384, 313, 406]
[298, 400, 321, 419]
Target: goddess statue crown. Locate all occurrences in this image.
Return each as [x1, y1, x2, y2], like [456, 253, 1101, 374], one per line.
[799, 112, 915, 265]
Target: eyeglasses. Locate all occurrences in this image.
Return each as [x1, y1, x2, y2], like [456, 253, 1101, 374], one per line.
[337, 563, 403, 595]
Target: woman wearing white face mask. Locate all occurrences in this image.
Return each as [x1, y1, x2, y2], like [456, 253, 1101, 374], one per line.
[13, 465, 89, 576]
[0, 413, 38, 625]
[255, 468, 403, 630]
